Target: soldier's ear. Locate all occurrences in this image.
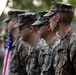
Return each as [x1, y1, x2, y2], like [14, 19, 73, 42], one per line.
[29, 25, 33, 32]
[56, 13, 61, 22]
[13, 19, 18, 25]
[47, 25, 51, 31]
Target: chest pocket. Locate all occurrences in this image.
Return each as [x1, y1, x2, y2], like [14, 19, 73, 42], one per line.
[10, 51, 20, 72]
[29, 52, 36, 70]
[55, 48, 75, 75]
[27, 48, 40, 71]
[56, 49, 67, 68]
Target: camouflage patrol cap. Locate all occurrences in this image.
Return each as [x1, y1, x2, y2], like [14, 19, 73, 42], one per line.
[44, 2, 75, 17]
[32, 11, 49, 26]
[38, 11, 48, 18]
[3, 10, 25, 23]
[32, 17, 49, 26]
[13, 12, 38, 28]
[0, 28, 8, 38]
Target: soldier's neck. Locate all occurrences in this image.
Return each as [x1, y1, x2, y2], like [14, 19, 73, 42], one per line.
[58, 24, 71, 38]
[11, 34, 15, 44]
[12, 28, 19, 39]
[28, 32, 39, 46]
[43, 31, 56, 45]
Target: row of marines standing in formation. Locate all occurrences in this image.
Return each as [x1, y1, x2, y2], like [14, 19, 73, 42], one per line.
[2, 1, 76, 75]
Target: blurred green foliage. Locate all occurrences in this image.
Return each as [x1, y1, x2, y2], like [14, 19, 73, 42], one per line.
[11, 0, 76, 22]
[12, 0, 63, 12]
[0, 0, 76, 26]
[68, 0, 76, 6]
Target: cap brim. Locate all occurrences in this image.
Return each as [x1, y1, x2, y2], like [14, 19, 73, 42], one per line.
[44, 11, 55, 17]
[13, 22, 24, 28]
[32, 20, 43, 26]
[3, 18, 11, 23]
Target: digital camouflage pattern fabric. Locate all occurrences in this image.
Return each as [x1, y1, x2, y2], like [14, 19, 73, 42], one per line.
[40, 37, 60, 75]
[9, 37, 30, 75]
[54, 30, 76, 75]
[26, 38, 48, 75]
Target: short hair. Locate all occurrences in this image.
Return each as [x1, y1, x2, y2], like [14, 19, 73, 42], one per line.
[59, 12, 74, 25]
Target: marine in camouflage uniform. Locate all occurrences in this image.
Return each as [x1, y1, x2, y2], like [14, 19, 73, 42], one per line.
[54, 30, 76, 75]
[5, 10, 30, 75]
[45, 2, 76, 75]
[32, 11, 60, 75]
[41, 37, 60, 75]
[14, 12, 48, 75]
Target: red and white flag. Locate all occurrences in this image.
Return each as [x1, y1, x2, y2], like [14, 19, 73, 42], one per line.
[2, 33, 12, 75]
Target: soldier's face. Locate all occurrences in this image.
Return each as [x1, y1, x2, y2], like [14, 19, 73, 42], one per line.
[37, 23, 50, 38]
[19, 25, 30, 41]
[8, 18, 17, 32]
[49, 14, 59, 32]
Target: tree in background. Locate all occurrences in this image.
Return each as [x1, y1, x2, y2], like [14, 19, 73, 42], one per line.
[12, 0, 76, 20]
[12, 0, 63, 12]
[0, 0, 76, 29]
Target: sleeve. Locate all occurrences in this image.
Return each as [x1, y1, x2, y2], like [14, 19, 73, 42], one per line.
[70, 40, 76, 74]
[18, 41, 30, 74]
[19, 42, 30, 64]
[40, 49, 54, 75]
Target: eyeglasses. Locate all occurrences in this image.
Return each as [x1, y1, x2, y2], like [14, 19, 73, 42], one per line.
[19, 25, 30, 31]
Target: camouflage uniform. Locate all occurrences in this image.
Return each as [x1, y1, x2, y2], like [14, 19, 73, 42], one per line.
[42, 2, 76, 75]
[54, 30, 76, 75]
[26, 38, 48, 75]
[9, 37, 30, 75]
[40, 37, 60, 75]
